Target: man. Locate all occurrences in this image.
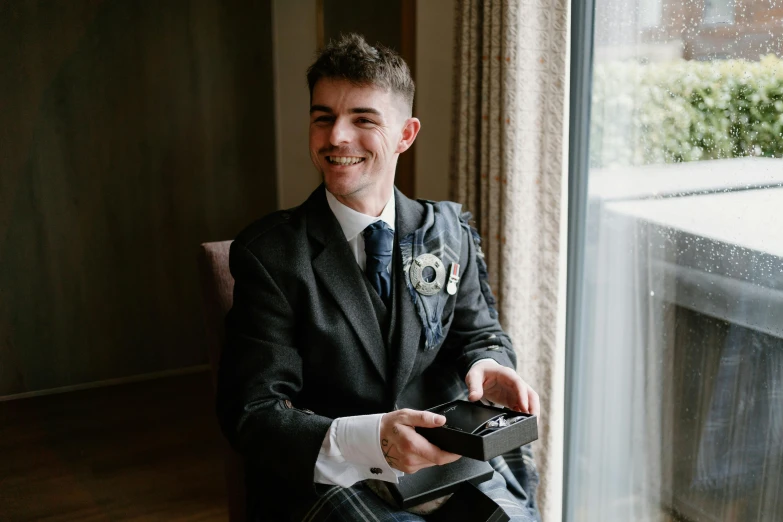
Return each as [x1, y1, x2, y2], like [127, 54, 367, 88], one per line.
[217, 33, 540, 521]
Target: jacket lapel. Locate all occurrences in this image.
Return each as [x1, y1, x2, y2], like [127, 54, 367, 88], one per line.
[391, 187, 425, 401]
[306, 186, 387, 383]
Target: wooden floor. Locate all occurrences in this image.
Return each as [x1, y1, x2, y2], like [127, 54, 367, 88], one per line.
[0, 372, 228, 521]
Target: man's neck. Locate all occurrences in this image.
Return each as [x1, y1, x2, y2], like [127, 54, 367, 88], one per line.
[333, 186, 394, 217]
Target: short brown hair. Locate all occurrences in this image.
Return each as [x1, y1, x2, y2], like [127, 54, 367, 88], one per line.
[306, 33, 415, 111]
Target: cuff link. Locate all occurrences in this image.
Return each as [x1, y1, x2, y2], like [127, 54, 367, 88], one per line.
[473, 414, 527, 436]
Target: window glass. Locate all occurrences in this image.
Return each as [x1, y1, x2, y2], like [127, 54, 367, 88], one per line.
[568, 0, 783, 520]
[640, 0, 663, 29]
[704, 0, 736, 25]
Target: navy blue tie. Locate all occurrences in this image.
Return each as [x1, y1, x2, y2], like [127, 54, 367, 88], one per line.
[363, 221, 394, 302]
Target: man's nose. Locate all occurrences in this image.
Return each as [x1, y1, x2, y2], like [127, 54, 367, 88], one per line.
[329, 118, 353, 146]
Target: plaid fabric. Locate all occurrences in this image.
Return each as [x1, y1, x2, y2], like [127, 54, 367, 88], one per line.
[399, 201, 500, 350]
[301, 446, 540, 522]
[399, 201, 464, 350]
[302, 483, 429, 522]
[483, 444, 540, 520]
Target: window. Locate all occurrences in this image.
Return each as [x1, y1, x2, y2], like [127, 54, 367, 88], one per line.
[704, 0, 735, 25]
[566, 0, 783, 520]
[640, 0, 663, 29]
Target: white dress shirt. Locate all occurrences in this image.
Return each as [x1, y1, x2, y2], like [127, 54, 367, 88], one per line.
[313, 189, 498, 487]
[314, 190, 401, 487]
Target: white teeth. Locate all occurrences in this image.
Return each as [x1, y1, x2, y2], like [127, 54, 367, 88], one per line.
[328, 156, 364, 165]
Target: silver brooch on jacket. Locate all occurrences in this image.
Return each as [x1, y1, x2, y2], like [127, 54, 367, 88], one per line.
[409, 254, 446, 296]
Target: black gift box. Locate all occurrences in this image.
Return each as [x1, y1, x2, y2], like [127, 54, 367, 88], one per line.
[428, 481, 511, 522]
[386, 400, 538, 514]
[387, 457, 494, 509]
[416, 400, 538, 461]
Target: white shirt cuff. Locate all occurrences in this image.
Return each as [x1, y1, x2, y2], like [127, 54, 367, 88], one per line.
[314, 414, 403, 487]
[470, 357, 500, 369]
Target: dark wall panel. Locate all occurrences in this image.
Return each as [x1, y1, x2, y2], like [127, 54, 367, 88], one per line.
[323, 0, 403, 51]
[0, 1, 277, 396]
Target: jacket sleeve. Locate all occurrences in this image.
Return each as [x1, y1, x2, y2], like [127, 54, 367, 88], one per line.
[439, 225, 517, 378]
[216, 240, 333, 496]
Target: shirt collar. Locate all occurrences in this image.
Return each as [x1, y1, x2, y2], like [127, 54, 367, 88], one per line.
[325, 188, 396, 241]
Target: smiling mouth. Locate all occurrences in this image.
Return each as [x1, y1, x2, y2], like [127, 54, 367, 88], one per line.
[326, 156, 365, 165]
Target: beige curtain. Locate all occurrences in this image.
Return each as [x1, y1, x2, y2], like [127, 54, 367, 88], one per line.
[450, 1, 569, 520]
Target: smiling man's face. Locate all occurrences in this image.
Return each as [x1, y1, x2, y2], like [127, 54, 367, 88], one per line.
[309, 78, 418, 213]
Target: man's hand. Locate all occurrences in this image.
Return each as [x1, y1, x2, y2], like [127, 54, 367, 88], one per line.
[465, 360, 541, 416]
[379, 409, 461, 473]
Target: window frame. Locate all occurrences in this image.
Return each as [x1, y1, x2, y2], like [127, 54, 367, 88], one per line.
[563, 0, 597, 519]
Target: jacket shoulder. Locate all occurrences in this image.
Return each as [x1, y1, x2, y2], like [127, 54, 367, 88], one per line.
[233, 205, 304, 249]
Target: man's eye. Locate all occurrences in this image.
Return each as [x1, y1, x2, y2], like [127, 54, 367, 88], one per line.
[313, 116, 333, 123]
[356, 118, 374, 125]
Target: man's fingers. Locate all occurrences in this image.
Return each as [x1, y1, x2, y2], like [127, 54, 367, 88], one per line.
[530, 389, 541, 417]
[516, 380, 530, 413]
[408, 434, 461, 466]
[397, 409, 447, 428]
[465, 366, 485, 402]
[419, 447, 461, 467]
[383, 422, 461, 472]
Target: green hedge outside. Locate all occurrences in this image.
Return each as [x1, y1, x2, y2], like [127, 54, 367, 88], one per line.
[590, 54, 783, 168]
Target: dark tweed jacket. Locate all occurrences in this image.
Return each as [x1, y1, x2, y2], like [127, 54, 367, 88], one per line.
[216, 185, 516, 520]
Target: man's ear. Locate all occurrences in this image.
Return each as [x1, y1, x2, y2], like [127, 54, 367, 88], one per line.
[396, 117, 421, 154]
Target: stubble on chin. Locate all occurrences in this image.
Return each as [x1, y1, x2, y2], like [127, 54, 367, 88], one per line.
[320, 164, 369, 199]
[324, 177, 367, 199]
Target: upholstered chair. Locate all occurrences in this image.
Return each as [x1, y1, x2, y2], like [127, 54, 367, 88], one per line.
[197, 241, 246, 522]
